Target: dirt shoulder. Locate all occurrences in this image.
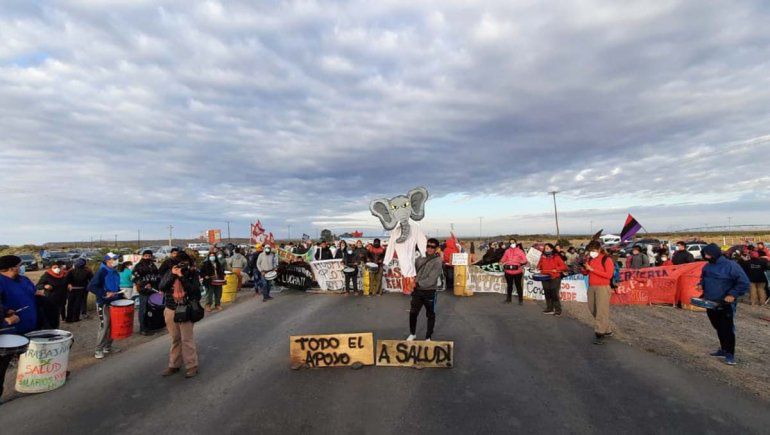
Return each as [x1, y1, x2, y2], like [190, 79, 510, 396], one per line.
[560, 300, 770, 401]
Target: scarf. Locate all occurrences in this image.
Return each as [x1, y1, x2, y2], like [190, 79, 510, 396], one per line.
[172, 278, 186, 301]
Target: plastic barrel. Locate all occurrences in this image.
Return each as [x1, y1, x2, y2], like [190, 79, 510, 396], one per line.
[454, 265, 467, 296]
[222, 273, 238, 303]
[363, 268, 370, 295]
[109, 300, 135, 340]
[15, 329, 74, 393]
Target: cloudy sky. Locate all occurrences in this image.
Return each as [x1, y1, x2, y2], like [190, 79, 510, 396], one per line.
[1, 0, 769, 244]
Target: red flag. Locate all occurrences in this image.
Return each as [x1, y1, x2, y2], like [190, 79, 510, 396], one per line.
[250, 220, 265, 244]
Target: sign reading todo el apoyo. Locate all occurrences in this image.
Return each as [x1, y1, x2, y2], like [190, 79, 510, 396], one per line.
[290, 332, 374, 369]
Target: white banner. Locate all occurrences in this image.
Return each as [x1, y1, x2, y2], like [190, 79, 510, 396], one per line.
[465, 266, 587, 302]
[309, 259, 345, 291]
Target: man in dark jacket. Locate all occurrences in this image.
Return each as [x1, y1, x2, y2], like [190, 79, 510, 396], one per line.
[699, 244, 749, 366]
[367, 239, 386, 295]
[132, 250, 160, 334]
[67, 258, 93, 322]
[407, 238, 444, 341]
[314, 241, 333, 261]
[672, 241, 694, 265]
[342, 244, 359, 294]
[737, 254, 768, 305]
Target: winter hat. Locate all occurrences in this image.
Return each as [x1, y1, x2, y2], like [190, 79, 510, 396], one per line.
[0, 255, 22, 270]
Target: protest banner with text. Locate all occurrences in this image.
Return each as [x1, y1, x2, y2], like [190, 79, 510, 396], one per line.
[290, 333, 374, 368]
[376, 340, 454, 368]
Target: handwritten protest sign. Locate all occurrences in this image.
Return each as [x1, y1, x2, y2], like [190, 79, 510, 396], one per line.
[383, 259, 403, 292]
[290, 333, 374, 368]
[309, 259, 346, 291]
[526, 247, 541, 269]
[277, 263, 315, 290]
[524, 274, 588, 302]
[466, 266, 506, 293]
[376, 340, 454, 368]
[451, 253, 468, 266]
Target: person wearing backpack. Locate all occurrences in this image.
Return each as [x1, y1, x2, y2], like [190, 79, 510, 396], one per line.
[582, 241, 616, 345]
[537, 243, 568, 316]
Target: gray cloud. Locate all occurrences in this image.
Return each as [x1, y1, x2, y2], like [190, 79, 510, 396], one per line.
[1, 1, 769, 243]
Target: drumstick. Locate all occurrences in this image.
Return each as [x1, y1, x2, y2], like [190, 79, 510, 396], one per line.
[0, 326, 14, 332]
[12, 306, 30, 313]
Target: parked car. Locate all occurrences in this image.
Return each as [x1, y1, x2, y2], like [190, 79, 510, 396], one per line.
[153, 246, 177, 261]
[42, 251, 74, 269]
[18, 254, 40, 271]
[195, 245, 211, 257]
[138, 246, 162, 255]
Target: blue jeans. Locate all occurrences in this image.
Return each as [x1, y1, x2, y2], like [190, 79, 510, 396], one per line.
[262, 280, 272, 300]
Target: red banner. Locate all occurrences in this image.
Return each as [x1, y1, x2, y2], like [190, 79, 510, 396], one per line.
[610, 262, 705, 305]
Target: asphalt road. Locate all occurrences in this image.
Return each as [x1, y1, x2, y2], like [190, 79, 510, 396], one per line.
[1, 290, 768, 434]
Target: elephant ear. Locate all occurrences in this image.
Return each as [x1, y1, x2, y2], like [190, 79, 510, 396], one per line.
[407, 186, 429, 221]
[370, 198, 398, 230]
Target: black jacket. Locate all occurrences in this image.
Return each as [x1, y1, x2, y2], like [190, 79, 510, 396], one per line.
[671, 250, 694, 265]
[132, 259, 160, 294]
[159, 269, 202, 310]
[342, 250, 358, 267]
[67, 266, 94, 289]
[200, 259, 225, 284]
[158, 257, 180, 276]
[36, 272, 69, 305]
[739, 258, 768, 283]
[315, 247, 333, 261]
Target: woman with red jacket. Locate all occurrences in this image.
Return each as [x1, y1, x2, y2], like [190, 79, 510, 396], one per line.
[581, 241, 616, 344]
[537, 243, 568, 316]
[499, 239, 529, 305]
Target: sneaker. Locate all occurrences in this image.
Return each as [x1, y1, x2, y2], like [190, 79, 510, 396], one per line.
[554, 312, 562, 317]
[94, 350, 104, 359]
[104, 347, 121, 354]
[709, 349, 727, 357]
[185, 367, 199, 378]
[593, 336, 605, 345]
[724, 354, 736, 365]
[603, 331, 613, 338]
[161, 367, 180, 377]
[502, 299, 512, 304]
[543, 310, 555, 315]
[518, 301, 523, 306]
[406, 334, 416, 341]
[425, 338, 431, 342]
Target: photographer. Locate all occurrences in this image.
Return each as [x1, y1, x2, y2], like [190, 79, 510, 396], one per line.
[159, 253, 201, 378]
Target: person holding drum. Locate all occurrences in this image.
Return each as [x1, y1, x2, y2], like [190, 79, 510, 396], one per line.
[367, 239, 386, 296]
[88, 253, 123, 359]
[0, 255, 39, 402]
[537, 243, 568, 316]
[257, 246, 277, 301]
[200, 253, 225, 311]
[499, 240, 528, 305]
[342, 243, 359, 295]
[132, 250, 160, 335]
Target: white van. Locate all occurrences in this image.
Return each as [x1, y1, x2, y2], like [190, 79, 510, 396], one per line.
[599, 234, 622, 246]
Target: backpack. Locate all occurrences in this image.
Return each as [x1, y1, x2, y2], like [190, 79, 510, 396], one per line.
[602, 255, 620, 290]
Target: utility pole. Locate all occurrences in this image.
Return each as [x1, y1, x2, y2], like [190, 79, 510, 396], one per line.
[549, 191, 560, 239]
[168, 225, 173, 247]
[288, 224, 292, 241]
[226, 221, 231, 242]
[114, 234, 117, 247]
[590, 220, 593, 234]
[478, 217, 483, 239]
[138, 229, 141, 249]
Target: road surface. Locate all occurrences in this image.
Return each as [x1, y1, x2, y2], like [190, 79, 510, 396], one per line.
[1, 291, 768, 434]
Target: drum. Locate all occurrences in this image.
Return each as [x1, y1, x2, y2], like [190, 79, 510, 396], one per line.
[148, 292, 164, 307]
[145, 294, 166, 331]
[0, 334, 29, 357]
[211, 279, 227, 286]
[16, 330, 72, 393]
[343, 267, 355, 274]
[690, 297, 719, 309]
[264, 271, 278, 281]
[109, 299, 135, 340]
[366, 262, 379, 271]
[532, 273, 551, 282]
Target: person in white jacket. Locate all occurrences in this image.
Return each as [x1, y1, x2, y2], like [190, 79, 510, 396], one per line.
[256, 246, 277, 302]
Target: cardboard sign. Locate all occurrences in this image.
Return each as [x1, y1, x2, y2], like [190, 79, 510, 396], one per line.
[451, 253, 469, 266]
[309, 259, 346, 291]
[290, 333, 374, 368]
[375, 340, 454, 368]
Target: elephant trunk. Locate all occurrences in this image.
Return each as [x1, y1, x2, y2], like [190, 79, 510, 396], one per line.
[396, 219, 410, 243]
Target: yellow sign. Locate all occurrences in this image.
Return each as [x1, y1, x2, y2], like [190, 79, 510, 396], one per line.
[375, 340, 454, 368]
[290, 333, 374, 368]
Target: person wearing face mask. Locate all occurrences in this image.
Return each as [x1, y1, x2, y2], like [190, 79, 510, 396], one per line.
[737, 252, 768, 306]
[699, 244, 749, 365]
[117, 261, 135, 299]
[36, 260, 69, 328]
[582, 241, 616, 344]
[499, 240, 529, 305]
[132, 250, 160, 334]
[671, 241, 694, 265]
[341, 242, 359, 295]
[0, 255, 40, 404]
[537, 243, 568, 315]
[257, 246, 277, 301]
[67, 258, 94, 323]
[200, 252, 225, 311]
[88, 253, 123, 359]
[367, 239, 387, 296]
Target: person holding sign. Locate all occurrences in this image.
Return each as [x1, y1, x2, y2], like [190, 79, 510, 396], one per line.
[499, 240, 528, 305]
[407, 238, 444, 341]
[537, 243, 568, 316]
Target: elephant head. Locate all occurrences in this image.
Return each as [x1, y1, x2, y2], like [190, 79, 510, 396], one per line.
[369, 186, 429, 243]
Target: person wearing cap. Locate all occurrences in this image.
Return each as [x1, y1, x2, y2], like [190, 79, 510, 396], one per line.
[257, 246, 277, 301]
[0, 255, 40, 403]
[158, 247, 181, 276]
[132, 250, 160, 334]
[88, 253, 123, 359]
[699, 244, 749, 365]
[66, 258, 93, 322]
[407, 238, 444, 341]
[36, 260, 70, 328]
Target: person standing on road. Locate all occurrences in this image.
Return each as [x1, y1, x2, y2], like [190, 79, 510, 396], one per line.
[314, 240, 333, 261]
[257, 246, 277, 302]
[499, 239, 528, 305]
[36, 261, 69, 327]
[227, 248, 248, 292]
[442, 237, 459, 294]
[88, 253, 123, 359]
[159, 255, 201, 378]
[538, 243, 568, 316]
[200, 253, 225, 311]
[407, 238, 444, 341]
[582, 241, 616, 345]
[699, 244, 749, 365]
[158, 248, 180, 276]
[132, 250, 160, 335]
[737, 252, 767, 306]
[67, 258, 93, 322]
[342, 243, 359, 295]
[0, 255, 39, 404]
[672, 241, 694, 265]
[367, 239, 386, 296]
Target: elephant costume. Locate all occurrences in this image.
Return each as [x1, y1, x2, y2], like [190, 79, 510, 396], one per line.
[369, 187, 430, 292]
